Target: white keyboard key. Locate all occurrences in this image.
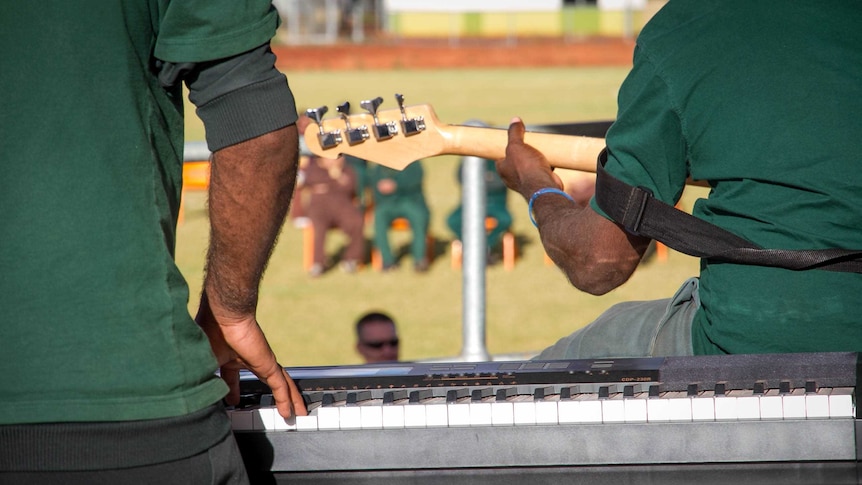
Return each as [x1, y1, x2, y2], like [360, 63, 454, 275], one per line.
[360, 405, 384, 429]
[830, 388, 855, 418]
[534, 400, 559, 425]
[782, 389, 806, 419]
[253, 407, 297, 431]
[713, 395, 738, 421]
[601, 398, 625, 423]
[666, 392, 693, 421]
[557, 400, 581, 424]
[277, 413, 298, 431]
[691, 392, 716, 421]
[646, 396, 670, 422]
[578, 398, 603, 423]
[624, 395, 648, 423]
[316, 406, 341, 430]
[403, 404, 427, 428]
[470, 402, 493, 427]
[339, 406, 362, 430]
[512, 401, 536, 426]
[252, 407, 276, 430]
[805, 389, 831, 419]
[382, 405, 406, 428]
[760, 390, 783, 420]
[295, 414, 318, 431]
[426, 403, 449, 427]
[448, 403, 471, 427]
[491, 402, 515, 426]
[731, 390, 761, 420]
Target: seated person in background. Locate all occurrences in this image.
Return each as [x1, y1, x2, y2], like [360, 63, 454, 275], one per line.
[299, 154, 365, 277]
[345, 154, 370, 214]
[355, 311, 400, 363]
[367, 160, 431, 272]
[446, 142, 512, 264]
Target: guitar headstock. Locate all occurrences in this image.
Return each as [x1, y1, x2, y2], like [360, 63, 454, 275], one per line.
[303, 94, 452, 170]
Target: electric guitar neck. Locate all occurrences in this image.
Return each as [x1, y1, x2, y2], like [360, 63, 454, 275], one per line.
[302, 95, 606, 172]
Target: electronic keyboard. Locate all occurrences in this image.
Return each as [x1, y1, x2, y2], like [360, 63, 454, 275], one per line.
[230, 352, 861, 484]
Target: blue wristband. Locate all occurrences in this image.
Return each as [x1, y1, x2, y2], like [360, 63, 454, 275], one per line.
[528, 188, 575, 227]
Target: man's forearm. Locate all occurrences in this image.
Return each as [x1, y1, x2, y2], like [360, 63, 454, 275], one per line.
[204, 125, 299, 314]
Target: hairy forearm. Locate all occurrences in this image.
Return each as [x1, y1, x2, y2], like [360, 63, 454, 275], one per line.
[204, 125, 299, 315]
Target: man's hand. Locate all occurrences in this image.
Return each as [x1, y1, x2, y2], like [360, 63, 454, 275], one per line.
[196, 292, 306, 419]
[496, 117, 565, 200]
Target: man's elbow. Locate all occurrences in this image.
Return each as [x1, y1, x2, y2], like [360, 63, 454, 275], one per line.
[567, 269, 627, 295]
[563, 256, 639, 296]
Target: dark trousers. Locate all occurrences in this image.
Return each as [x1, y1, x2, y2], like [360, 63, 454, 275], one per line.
[308, 195, 365, 266]
[0, 404, 247, 485]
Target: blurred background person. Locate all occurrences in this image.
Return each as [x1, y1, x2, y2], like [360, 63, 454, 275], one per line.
[447, 121, 513, 265]
[355, 311, 400, 363]
[299, 154, 365, 277]
[366, 160, 431, 272]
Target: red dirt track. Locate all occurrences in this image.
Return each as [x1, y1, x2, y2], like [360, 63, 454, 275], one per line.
[273, 37, 635, 70]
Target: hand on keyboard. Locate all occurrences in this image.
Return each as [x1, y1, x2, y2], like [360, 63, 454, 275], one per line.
[195, 290, 308, 419]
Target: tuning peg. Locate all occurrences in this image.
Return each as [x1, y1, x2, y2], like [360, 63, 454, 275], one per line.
[395, 93, 425, 137]
[359, 96, 383, 116]
[337, 102, 370, 146]
[360, 96, 398, 140]
[336, 102, 351, 116]
[306, 106, 342, 150]
[305, 106, 327, 125]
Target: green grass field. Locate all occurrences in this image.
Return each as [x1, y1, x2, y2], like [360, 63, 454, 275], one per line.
[178, 67, 706, 366]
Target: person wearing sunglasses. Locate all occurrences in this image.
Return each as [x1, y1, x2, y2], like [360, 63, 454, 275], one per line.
[355, 311, 401, 363]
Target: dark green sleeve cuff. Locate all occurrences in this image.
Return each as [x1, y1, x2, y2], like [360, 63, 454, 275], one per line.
[196, 75, 298, 151]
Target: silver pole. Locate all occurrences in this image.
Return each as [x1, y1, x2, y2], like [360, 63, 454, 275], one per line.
[286, 0, 301, 45]
[460, 156, 490, 361]
[184, 141, 210, 162]
[351, 0, 366, 43]
[325, 0, 338, 44]
[623, 0, 634, 40]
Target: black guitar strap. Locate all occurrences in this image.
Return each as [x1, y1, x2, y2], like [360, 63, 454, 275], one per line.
[594, 149, 862, 273]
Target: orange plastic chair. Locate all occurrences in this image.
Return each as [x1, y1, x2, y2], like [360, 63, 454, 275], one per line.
[179, 161, 210, 224]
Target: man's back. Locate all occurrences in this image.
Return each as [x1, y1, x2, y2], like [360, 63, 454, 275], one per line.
[0, 0, 281, 423]
[600, 0, 862, 354]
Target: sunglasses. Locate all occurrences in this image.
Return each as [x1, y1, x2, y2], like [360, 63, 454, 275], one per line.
[361, 338, 400, 349]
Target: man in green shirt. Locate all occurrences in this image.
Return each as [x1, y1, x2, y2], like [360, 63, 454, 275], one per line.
[447, 157, 513, 263]
[1, 1, 306, 482]
[367, 161, 432, 272]
[498, 0, 862, 358]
